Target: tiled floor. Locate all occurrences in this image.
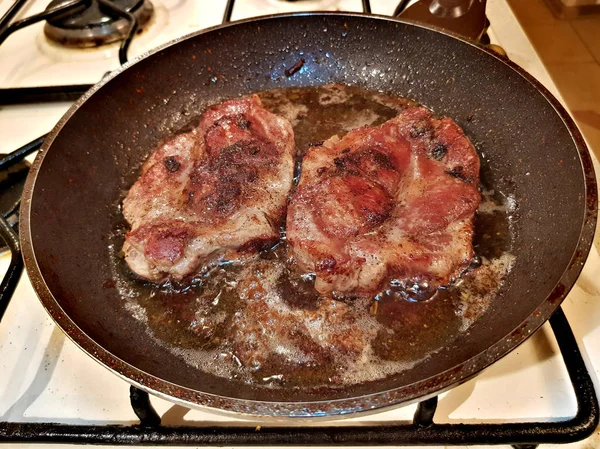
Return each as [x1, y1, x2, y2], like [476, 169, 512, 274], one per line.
[506, 0, 600, 160]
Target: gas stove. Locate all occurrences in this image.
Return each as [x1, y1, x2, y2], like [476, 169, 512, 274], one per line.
[0, 1, 599, 448]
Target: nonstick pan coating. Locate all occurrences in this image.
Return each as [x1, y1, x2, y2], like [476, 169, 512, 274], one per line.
[20, 13, 597, 417]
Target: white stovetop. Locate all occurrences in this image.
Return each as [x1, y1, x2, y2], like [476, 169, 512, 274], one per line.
[0, 1, 599, 448]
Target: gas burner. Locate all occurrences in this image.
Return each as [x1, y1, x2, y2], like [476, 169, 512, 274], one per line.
[44, 0, 154, 48]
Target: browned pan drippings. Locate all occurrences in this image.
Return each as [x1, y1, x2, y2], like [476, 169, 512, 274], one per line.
[22, 14, 595, 415]
[108, 85, 516, 389]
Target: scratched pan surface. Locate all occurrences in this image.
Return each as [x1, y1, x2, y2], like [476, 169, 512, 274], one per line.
[20, 13, 597, 417]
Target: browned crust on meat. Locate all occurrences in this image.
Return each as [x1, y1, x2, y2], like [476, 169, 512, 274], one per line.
[122, 95, 295, 282]
[287, 106, 480, 296]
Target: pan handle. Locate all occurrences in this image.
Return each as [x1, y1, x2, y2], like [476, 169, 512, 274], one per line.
[0, 216, 23, 323]
[395, 0, 489, 42]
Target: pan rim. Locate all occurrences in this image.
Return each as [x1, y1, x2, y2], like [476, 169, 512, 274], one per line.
[19, 12, 598, 418]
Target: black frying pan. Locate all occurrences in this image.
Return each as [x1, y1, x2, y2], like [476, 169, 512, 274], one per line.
[20, 12, 597, 417]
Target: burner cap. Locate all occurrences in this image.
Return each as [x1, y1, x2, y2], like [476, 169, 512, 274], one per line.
[44, 0, 154, 48]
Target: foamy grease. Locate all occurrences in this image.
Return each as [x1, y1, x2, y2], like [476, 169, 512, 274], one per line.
[109, 190, 518, 389]
[107, 85, 519, 389]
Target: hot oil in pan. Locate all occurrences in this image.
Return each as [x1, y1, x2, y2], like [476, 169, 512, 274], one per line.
[108, 85, 516, 389]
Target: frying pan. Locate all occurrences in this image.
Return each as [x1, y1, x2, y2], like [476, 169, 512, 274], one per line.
[20, 12, 597, 417]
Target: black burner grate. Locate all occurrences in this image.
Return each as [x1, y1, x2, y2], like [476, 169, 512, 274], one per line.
[0, 307, 596, 448]
[0, 0, 598, 447]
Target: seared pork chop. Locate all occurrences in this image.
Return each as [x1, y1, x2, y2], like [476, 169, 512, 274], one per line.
[123, 95, 294, 282]
[287, 106, 480, 296]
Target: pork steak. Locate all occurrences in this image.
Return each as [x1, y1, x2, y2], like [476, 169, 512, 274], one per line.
[123, 95, 294, 282]
[287, 106, 480, 296]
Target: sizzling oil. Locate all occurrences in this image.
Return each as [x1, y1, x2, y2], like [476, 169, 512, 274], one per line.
[108, 85, 516, 389]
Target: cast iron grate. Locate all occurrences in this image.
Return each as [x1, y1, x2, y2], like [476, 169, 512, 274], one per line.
[0, 0, 445, 105]
[0, 0, 598, 447]
[0, 303, 596, 448]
